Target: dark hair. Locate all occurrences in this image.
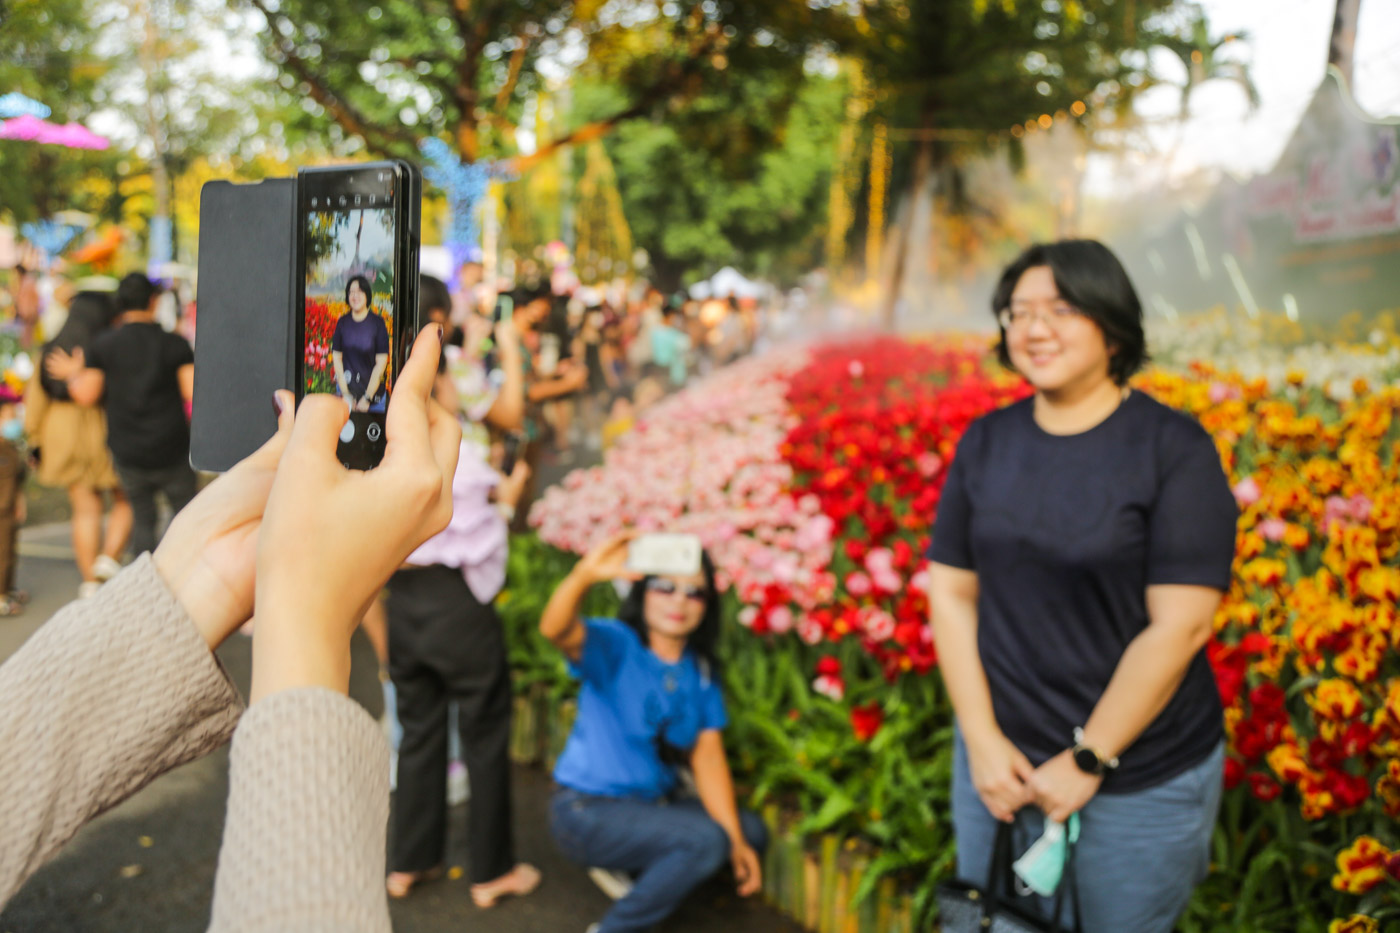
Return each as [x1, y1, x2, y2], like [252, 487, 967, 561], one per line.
[115, 272, 160, 313]
[991, 239, 1148, 386]
[419, 274, 451, 321]
[41, 291, 118, 398]
[345, 275, 373, 308]
[616, 550, 722, 674]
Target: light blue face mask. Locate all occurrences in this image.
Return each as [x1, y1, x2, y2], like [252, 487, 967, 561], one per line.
[0, 419, 22, 443]
[1012, 812, 1080, 897]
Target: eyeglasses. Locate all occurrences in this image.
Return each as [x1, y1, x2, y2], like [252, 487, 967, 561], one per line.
[997, 303, 1083, 331]
[645, 578, 708, 602]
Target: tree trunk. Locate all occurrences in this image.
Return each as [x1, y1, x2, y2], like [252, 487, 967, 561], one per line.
[141, 0, 170, 264]
[1328, 0, 1361, 86]
[879, 119, 935, 331]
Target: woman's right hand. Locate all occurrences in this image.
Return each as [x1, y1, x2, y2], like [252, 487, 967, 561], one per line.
[249, 325, 461, 703]
[966, 730, 1035, 823]
[572, 529, 640, 586]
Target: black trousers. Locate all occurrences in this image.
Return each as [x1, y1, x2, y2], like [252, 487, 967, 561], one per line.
[386, 564, 515, 884]
[115, 460, 197, 557]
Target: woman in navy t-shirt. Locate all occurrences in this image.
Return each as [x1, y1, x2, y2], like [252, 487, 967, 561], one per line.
[541, 531, 767, 933]
[331, 275, 390, 413]
[927, 240, 1237, 932]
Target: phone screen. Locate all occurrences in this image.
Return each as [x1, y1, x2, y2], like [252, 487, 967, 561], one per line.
[298, 167, 402, 468]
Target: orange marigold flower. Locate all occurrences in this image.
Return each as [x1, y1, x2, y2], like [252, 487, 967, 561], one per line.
[1329, 915, 1379, 933]
[1332, 836, 1391, 894]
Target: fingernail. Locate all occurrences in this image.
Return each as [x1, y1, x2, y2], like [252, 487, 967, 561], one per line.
[435, 323, 444, 342]
[272, 391, 286, 416]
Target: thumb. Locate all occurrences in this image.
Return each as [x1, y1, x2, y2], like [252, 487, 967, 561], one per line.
[282, 393, 351, 473]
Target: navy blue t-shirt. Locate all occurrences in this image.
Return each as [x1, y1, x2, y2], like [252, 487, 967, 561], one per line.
[331, 312, 390, 405]
[927, 391, 1237, 793]
[553, 618, 728, 800]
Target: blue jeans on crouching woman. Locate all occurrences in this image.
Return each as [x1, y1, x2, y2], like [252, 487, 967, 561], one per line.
[550, 786, 769, 933]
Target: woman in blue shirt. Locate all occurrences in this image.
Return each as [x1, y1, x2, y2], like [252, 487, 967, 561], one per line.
[540, 531, 767, 933]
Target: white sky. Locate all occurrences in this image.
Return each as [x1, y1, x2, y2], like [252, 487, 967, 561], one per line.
[1132, 0, 1400, 179]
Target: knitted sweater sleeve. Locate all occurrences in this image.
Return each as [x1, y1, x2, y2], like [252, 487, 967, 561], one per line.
[0, 554, 245, 906]
[208, 687, 391, 933]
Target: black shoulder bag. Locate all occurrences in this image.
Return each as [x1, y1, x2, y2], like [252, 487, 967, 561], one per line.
[936, 821, 1083, 933]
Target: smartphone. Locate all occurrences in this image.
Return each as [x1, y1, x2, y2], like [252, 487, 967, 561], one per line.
[538, 332, 560, 375]
[493, 293, 514, 324]
[295, 162, 420, 469]
[501, 433, 523, 475]
[627, 533, 703, 577]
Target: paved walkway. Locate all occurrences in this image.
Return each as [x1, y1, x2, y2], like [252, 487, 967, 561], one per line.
[0, 524, 803, 933]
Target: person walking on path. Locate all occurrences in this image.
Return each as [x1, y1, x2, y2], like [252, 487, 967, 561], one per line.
[24, 290, 132, 598]
[541, 531, 767, 933]
[45, 273, 197, 560]
[926, 240, 1238, 932]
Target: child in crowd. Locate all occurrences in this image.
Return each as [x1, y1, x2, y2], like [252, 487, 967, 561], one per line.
[600, 391, 635, 451]
[0, 387, 26, 616]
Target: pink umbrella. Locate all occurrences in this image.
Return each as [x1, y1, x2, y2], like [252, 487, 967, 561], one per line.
[46, 122, 110, 150]
[0, 115, 110, 149]
[0, 114, 51, 141]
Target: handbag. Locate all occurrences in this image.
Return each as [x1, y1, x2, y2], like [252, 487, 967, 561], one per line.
[936, 821, 1083, 933]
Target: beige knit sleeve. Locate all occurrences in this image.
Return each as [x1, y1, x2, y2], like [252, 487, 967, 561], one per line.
[0, 554, 245, 906]
[208, 687, 391, 933]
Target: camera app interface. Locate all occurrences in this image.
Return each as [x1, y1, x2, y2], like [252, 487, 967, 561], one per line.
[302, 171, 398, 461]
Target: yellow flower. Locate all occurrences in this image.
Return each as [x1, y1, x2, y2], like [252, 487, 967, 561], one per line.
[1332, 837, 1391, 894]
[1330, 915, 1379, 933]
[1309, 679, 1364, 721]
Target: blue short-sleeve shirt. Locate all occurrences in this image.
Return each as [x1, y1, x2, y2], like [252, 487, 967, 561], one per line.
[553, 618, 728, 800]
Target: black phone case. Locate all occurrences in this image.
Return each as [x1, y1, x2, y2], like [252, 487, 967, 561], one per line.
[191, 178, 297, 472]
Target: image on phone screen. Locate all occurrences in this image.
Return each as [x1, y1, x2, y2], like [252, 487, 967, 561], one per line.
[300, 170, 400, 467]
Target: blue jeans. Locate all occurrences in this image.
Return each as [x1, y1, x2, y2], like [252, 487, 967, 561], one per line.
[952, 731, 1224, 933]
[550, 787, 769, 933]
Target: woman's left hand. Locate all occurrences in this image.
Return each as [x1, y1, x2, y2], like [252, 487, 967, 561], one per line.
[1027, 750, 1103, 823]
[732, 842, 762, 897]
[153, 390, 296, 650]
[355, 397, 371, 412]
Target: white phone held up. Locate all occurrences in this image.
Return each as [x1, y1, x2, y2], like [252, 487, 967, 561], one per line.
[627, 533, 703, 577]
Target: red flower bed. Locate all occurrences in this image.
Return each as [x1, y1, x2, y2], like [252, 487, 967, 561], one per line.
[778, 337, 1029, 681]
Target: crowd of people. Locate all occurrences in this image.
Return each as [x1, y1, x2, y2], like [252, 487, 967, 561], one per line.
[0, 239, 1236, 933]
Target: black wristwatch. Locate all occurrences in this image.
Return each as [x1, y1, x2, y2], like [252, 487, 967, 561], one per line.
[1071, 727, 1119, 777]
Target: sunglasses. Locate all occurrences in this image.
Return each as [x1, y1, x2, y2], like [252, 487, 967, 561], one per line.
[645, 577, 708, 602]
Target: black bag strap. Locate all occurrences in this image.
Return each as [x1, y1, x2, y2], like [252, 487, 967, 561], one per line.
[1045, 828, 1083, 933]
[985, 819, 1085, 933]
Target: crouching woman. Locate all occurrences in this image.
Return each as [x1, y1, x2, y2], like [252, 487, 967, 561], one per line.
[541, 531, 767, 933]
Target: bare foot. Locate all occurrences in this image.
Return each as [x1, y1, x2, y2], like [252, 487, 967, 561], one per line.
[470, 862, 542, 908]
[386, 866, 442, 899]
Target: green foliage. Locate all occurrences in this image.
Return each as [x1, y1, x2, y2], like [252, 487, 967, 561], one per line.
[585, 72, 847, 286]
[0, 0, 121, 224]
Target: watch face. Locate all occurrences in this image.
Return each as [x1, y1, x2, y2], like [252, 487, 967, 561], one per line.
[1073, 745, 1102, 775]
